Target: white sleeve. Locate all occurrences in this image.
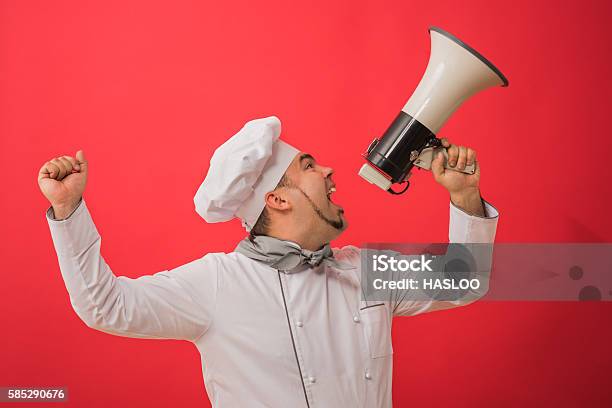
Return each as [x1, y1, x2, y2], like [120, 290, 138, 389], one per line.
[448, 198, 499, 243]
[393, 198, 499, 317]
[46, 198, 218, 341]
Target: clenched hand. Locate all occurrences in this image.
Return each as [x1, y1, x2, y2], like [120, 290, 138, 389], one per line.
[431, 138, 484, 216]
[38, 150, 88, 219]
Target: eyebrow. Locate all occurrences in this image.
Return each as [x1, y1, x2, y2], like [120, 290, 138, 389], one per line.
[299, 153, 316, 165]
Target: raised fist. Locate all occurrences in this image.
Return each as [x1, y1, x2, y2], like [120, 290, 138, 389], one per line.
[38, 150, 88, 218]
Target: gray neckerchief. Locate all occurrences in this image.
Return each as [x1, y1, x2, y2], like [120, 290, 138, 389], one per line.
[234, 234, 356, 272]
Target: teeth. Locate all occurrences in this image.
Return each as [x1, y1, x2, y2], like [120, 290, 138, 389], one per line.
[327, 187, 336, 201]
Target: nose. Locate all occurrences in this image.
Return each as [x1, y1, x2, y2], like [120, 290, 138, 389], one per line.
[321, 165, 334, 178]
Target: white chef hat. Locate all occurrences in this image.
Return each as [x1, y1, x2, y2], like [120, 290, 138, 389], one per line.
[194, 116, 300, 232]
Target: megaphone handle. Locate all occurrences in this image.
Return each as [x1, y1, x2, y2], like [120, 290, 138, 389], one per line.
[413, 146, 476, 174]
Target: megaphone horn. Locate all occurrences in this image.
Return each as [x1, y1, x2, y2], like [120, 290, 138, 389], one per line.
[359, 26, 509, 194]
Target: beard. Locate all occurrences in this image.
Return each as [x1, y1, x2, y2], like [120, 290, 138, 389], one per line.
[294, 186, 345, 231]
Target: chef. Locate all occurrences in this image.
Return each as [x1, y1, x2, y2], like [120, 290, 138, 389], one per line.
[39, 116, 498, 407]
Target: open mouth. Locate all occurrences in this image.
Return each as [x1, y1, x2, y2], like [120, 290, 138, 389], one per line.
[327, 186, 337, 203]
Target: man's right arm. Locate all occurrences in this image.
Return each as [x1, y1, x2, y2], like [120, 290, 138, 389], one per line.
[46, 197, 218, 342]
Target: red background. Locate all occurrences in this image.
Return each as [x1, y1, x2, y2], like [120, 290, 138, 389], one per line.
[2, 0, 611, 406]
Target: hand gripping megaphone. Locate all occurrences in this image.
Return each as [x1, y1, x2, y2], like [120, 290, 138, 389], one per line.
[359, 26, 509, 194]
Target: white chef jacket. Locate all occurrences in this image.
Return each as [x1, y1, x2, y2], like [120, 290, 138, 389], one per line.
[46, 198, 498, 408]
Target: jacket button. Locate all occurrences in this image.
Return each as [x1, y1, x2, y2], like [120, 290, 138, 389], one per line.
[365, 372, 372, 380]
[309, 376, 316, 384]
[296, 321, 303, 327]
[353, 315, 360, 323]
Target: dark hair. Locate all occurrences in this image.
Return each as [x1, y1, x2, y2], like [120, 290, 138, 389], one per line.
[249, 173, 293, 241]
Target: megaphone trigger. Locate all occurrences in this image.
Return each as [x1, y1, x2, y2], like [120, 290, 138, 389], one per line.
[413, 147, 475, 175]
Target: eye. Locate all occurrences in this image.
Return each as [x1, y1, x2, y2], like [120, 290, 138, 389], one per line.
[305, 162, 314, 169]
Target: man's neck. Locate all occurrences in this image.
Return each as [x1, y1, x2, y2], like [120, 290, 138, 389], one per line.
[266, 229, 328, 252]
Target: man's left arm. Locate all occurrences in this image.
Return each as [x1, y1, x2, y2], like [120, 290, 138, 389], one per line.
[393, 139, 498, 316]
[440, 137, 499, 244]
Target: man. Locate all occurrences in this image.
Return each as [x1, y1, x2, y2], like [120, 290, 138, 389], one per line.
[39, 116, 498, 407]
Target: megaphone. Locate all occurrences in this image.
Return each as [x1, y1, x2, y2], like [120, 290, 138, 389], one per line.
[359, 26, 508, 194]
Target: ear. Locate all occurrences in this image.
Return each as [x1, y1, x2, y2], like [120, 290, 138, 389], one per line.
[264, 189, 293, 211]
